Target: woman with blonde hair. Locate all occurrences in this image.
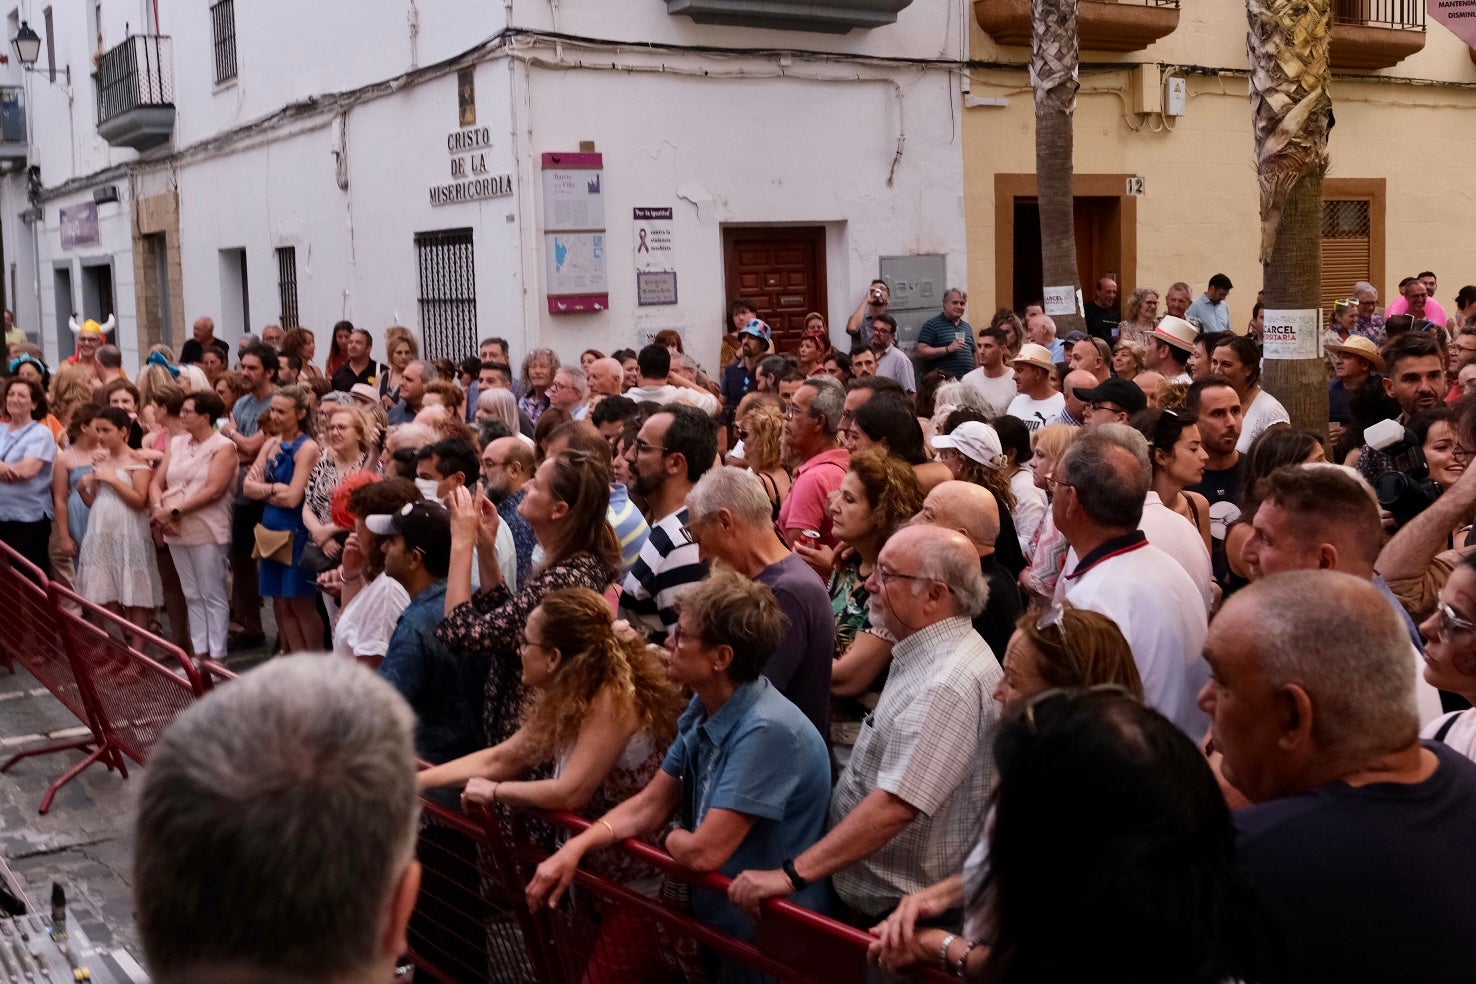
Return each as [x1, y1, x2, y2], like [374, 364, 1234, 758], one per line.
[1112, 339, 1146, 381]
[1021, 424, 1080, 602]
[476, 386, 532, 446]
[302, 403, 377, 575]
[738, 402, 790, 518]
[381, 326, 417, 405]
[1117, 287, 1161, 347]
[48, 360, 97, 438]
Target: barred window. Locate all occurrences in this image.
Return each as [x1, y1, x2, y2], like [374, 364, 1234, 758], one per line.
[210, 0, 237, 84]
[1320, 200, 1372, 317]
[416, 229, 477, 361]
[276, 247, 299, 330]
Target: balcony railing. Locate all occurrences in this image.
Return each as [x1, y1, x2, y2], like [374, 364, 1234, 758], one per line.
[0, 86, 26, 160]
[666, 0, 914, 33]
[93, 35, 175, 151]
[1330, 0, 1424, 69]
[1334, 0, 1424, 30]
[975, 0, 1180, 53]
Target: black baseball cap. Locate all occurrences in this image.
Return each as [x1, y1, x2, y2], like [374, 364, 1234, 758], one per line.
[366, 500, 451, 574]
[1072, 377, 1147, 414]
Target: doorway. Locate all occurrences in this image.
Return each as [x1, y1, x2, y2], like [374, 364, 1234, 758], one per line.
[219, 248, 250, 341]
[52, 266, 73, 357]
[81, 261, 115, 324]
[722, 226, 828, 352]
[995, 174, 1138, 314]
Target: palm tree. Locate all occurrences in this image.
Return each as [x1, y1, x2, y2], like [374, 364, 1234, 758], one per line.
[1248, 0, 1333, 436]
[1031, 0, 1085, 335]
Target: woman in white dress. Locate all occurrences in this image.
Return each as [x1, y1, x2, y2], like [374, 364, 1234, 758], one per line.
[76, 406, 162, 633]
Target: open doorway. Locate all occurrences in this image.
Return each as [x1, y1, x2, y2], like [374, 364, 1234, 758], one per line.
[995, 175, 1138, 314]
[81, 261, 115, 323]
[53, 266, 73, 357]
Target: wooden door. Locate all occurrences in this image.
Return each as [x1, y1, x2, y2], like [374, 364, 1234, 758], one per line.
[723, 226, 828, 352]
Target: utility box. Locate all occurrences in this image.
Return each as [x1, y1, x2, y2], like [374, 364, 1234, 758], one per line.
[1165, 76, 1188, 117]
[1131, 65, 1162, 116]
[879, 253, 947, 353]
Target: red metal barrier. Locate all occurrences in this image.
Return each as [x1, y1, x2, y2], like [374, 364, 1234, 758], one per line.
[408, 795, 956, 984]
[0, 541, 208, 813]
[0, 543, 117, 813]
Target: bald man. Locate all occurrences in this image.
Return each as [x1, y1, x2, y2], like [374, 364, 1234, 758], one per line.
[914, 480, 1023, 660]
[1060, 369, 1097, 426]
[586, 357, 624, 399]
[729, 525, 1003, 923]
[1134, 370, 1167, 408]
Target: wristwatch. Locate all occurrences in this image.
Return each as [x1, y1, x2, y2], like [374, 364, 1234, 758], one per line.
[781, 858, 808, 892]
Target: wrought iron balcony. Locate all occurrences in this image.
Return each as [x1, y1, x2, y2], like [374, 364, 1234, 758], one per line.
[0, 87, 26, 161]
[975, 0, 1180, 54]
[93, 35, 175, 151]
[1330, 0, 1425, 70]
[665, 0, 913, 33]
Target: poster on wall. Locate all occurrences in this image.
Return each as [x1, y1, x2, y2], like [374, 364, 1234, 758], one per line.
[1262, 309, 1320, 360]
[633, 206, 676, 307]
[541, 152, 607, 313]
[60, 203, 100, 249]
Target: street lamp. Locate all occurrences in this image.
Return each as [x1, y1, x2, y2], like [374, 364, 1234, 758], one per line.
[11, 21, 41, 67]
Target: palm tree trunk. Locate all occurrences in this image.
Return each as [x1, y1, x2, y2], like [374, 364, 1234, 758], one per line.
[1249, 0, 1332, 437]
[1032, 0, 1085, 336]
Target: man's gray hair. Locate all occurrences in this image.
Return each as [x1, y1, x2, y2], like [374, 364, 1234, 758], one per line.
[557, 364, 589, 398]
[134, 657, 420, 981]
[409, 359, 436, 382]
[803, 374, 846, 436]
[932, 381, 993, 420]
[1353, 281, 1378, 300]
[1236, 571, 1417, 760]
[386, 421, 438, 455]
[943, 287, 968, 302]
[908, 526, 990, 618]
[688, 465, 772, 530]
[1060, 425, 1150, 529]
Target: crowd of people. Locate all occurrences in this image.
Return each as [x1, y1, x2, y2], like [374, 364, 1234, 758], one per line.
[8, 273, 1476, 982]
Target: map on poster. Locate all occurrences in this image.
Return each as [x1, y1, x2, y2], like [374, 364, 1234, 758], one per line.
[546, 233, 608, 295]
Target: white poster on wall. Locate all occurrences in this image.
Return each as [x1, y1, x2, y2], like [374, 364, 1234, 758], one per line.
[1262, 309, 1320, 360]
[1043, 286, 1076, 317]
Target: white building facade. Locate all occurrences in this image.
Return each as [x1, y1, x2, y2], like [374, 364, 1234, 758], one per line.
[0, 0, 968, 374]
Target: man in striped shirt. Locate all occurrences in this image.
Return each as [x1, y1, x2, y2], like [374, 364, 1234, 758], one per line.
[620, 404, 718, 643]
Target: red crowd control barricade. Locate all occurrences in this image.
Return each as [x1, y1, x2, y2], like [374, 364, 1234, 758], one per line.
[0, 541, 210, 813]
[407, 795, 956, 984]
[50, 584, 205, 766]
[0, 542, 116, 814]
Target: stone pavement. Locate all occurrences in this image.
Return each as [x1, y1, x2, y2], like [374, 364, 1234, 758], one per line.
[0, 630, 277, 967]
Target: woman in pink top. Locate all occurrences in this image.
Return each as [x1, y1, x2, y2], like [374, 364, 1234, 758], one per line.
[148, 390, 236, 662]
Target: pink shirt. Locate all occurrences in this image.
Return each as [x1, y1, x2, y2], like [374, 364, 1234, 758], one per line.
[777, 446, 850, 546]
[1384, 295, 1448, 325]
[161, 431, 234, 546]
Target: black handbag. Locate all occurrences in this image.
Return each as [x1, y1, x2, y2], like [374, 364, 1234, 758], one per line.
[299, 529, 349, 575]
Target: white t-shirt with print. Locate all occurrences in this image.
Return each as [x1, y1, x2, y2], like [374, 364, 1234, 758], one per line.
[1005, 391, 1065, 432]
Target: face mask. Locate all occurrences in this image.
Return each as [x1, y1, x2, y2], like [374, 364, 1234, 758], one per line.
[414, 478, 441, 502]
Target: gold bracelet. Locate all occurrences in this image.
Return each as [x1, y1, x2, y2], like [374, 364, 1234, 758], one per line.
[598, 819, 617, 844]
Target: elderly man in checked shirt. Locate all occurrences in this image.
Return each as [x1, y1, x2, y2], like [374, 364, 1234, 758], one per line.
[729, 525, 1003, 925]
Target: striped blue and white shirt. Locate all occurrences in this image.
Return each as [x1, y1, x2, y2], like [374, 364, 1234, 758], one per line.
[619, 507, 707, 644]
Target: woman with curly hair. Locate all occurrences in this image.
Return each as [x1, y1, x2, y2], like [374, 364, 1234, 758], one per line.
[280, 326, 324, 383]
[420, 585, 685, 824]
[47, 360, 97, 441]
[827, 449, 923, 763]
[519, 347, 560, 426]
[738, 402, 790, 518]
[1116, 286, 1161, 347]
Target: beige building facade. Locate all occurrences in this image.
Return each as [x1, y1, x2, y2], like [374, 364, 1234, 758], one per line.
[965, 1, 1476, 325]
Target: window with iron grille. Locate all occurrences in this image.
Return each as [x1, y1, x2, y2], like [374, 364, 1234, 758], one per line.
[416, 229, 477, 360]
[276, 246, 299, 330]
[1320, 200, 1373, 318]
[210, 0, 237, 84]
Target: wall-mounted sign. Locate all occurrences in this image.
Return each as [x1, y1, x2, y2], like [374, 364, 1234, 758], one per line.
[60, 202, 99, 249]
[1042, 285, 1076, 317]
[1262, 309, 1319, 360]
[633, 206, 676, 307]
[430, 123, 514, 207]
[542, 152, 608, 313]
[457, 67, 476, 126]
[637, 271, 678, 307]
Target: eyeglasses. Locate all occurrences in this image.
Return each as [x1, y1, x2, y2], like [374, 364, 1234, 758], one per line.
[784, 403, 819, 420]
[671, 623, 706, 649]
[872, 563, 954, 593]
[1020, 684, 1137, 734]
[1046, 476, 1073, 493]
[633, 438, 672, 455]
[519, 634, 553, 652]
[1037, 604, 1074, 663]
[1088, 402, 1123, 416]
[1433, 599, 1475, 643]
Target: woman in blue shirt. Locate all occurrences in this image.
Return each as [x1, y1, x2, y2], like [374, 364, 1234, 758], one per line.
[0, 377, 58, 576]
[526, 566, 832, 942]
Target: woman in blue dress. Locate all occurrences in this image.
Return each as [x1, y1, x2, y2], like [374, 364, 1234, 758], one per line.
[242, 384, 322, 653]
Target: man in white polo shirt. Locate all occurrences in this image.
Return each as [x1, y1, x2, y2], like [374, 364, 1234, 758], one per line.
[1053, 426, 1210, 735]
[1005, 343, 1065, 433]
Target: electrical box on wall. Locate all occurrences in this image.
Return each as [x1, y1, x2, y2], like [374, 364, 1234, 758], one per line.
[1165, 76, 1187, 117]
[1131, 65, 1162, 116]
